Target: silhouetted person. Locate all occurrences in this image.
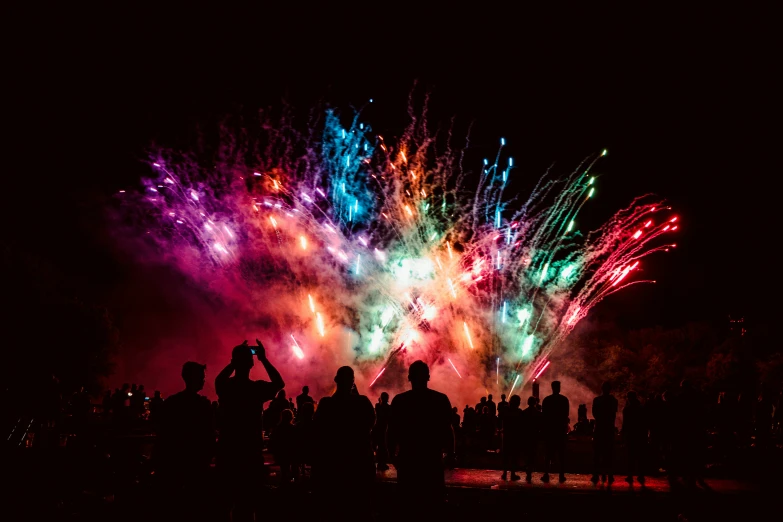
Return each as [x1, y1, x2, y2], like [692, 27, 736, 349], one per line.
[387, 361, 454, 519]
[294, 401, 315, 474]
[591, 381, 618, 484]
[312, 366, 375, 521]
[149, 390, 164, 427]
[478, 405, 496, 451]
[623, 390, 646, 485]
[155, 362, 215, 522]
[541, 380, 569, 483]
[497, 394, 509, 425]
[501, 395, 523, 480]
[486, 394, 497, 417]
[520, 396, 542, 482]
[296, 385, 314, 411]
[451, 407, 461, 433]
[215, 339, 284, 522]
[270, 409, 296, 484]
[475, 396, 487, 415]
[374, 392, 391, 471]
[266, 389, 289, 434]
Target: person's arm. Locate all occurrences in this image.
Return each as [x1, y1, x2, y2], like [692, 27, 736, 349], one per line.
[215, 363, 234, 397]
[254, 339, 285, 391]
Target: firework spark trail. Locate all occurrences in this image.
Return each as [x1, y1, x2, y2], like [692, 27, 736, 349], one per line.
[119, 103, 678, 394]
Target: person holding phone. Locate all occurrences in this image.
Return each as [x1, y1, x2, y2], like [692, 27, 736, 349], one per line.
[215, 339, 285, 522]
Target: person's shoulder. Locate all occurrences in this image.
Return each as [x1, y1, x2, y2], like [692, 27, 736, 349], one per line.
[165, 391, 186, 403]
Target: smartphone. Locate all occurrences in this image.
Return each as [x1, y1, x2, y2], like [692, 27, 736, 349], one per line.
[250, 347, 257, 355]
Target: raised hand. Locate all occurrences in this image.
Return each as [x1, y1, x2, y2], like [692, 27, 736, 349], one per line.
[254, 339, 266, 359]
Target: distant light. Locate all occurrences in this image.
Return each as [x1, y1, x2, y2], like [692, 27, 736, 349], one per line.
[500, 137, 506, 146]
[601, 149, 608, 157]
[253, 172, 262, 176]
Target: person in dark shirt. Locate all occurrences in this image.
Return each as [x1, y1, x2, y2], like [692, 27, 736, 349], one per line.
[520, 396, 542, 482]
[622, 390, 647, 485]
[486, 394, 497, 417]
[296, 385, 314, 411]
[387, 361, 454, 519]
[541, 380, 570, 483]
[154, 361, 215, 522]
[500, 395, 523, 481]
[265, 389, 289, 434]
[312, 366, 375, 521]
[591, 381, 618, 484]
[294, 401, 316, 475]
[373, 391, 391, 471]
[497, 394, 509, 426]
[270, 409, 296, 484]
[148, 390, 164, 427]
[215, 339, 284, 522]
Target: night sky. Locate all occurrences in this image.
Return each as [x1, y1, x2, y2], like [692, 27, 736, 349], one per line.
[6, 5, 779, 340]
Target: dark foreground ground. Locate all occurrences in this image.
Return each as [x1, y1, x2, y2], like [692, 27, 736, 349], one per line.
[4, 451, 778, 522]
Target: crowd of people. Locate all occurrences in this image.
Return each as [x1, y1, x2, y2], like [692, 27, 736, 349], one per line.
[7, 339, 781, 521]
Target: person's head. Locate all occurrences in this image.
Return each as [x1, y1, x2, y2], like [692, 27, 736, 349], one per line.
[488, 394, 493, 401]
[601, 381, 612, 395]
[154, 390, 161, 398]
[276, 389, 286, 400]
[121, 383, 129, 391]
[510, 395, 521, 409]
[408, 360, 430, 389]
[231, 342, 255, 373]
[138, 384, 145, 392]
[280, 409, 294, 425]
[527, 396, 537, 408]
[334, 366, 355, 392]
[452, 406, 458, 413]
[627, 390, 637, 402]
[501, 394, 506, 401]
[182, 362, 206, 392]
[302, 386, 309, 395]
[380, 391, 389, 403]
[551, 381, 561, 394]
[480, 397, 487, 403]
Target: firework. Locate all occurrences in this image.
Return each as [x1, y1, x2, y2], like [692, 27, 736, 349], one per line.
[119, 103, 678, 394]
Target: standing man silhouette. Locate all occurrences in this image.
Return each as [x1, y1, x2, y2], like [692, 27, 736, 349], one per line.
[154, 362, 214, 522]
[387, 361, 455, 519]
[215, 339, 284, 522]
[312, 366, 375, 521]
[591, 381, 618, 484]
[541, 380, 570, 483]
[373, 392, 391, 471]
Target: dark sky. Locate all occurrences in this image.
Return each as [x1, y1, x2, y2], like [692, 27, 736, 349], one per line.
[6, 5, 779, 333]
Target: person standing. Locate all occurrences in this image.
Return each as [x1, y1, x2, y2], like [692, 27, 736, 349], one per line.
[215, 339, 285, 522]
[520, 396, 542, 482]
[373, 392, 391, 471]
[312, 366, 375, 521]
[296, 385, 315, 411]
[541, 380, 570, 483]
[500, 395, 523, 481]
[591, 382, 618, 484]
[622, 390, 647, 485]
[154, 362, 215, 522]
[387, 361, 454, 519]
